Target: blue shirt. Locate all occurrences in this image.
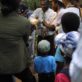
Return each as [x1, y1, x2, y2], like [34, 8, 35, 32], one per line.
[34, 55, 57, 73]
[54, 47, 65, 62]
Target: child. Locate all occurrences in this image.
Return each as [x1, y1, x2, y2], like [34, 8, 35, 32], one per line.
[34, 40, 57, 82]
[55, 31, 80, 82]
[54, 12, 80, 74]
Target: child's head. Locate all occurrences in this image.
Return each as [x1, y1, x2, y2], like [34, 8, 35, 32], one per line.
[60, 31, 80, 64]
[38, 40, 50, 55]
[61, 12, 80, 33]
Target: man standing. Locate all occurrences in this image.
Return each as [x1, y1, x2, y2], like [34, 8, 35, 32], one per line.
[29, 0, 57, 55]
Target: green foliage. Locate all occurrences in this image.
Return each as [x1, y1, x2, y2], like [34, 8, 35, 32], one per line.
[22, 0, 40, 10]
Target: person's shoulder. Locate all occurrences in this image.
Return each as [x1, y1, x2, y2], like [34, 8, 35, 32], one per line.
[34, 8, 42, 12]
[18, 15, 30, 24]
[34, 56, 42, 61]
[48, 8, 56, 13]
[47, 56, 55, 60]
[48, 8, 54, 11]
[34, 56, 43, 64]
[65, 7, 79, 12]
[48, 8, 57, 17]
[59, 8, 65, 13]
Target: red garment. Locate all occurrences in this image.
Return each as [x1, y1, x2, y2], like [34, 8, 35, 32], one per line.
[55, 73, 70, 82]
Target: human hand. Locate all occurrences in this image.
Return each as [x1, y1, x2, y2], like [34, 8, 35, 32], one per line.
[30, 18, 39, 26]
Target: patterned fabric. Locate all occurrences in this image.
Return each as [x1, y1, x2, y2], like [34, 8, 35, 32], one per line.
[56, 31, 80, 57]
[55, 33, 66, 46]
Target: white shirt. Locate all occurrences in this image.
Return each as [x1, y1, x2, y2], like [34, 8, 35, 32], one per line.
[52, 7, 80, 26]
[52, 8, 65, 26]
[29, 8, 57, 24]
[64, 7, 80, 17]
[29, 8, 57, 35]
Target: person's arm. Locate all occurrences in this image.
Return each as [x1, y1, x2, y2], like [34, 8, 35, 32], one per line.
[42, 20, 55, 30]
[42, 9, 57, 30]
[29, 9, 39, 26]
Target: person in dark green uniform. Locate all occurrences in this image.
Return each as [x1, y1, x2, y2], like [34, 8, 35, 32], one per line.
[0, 0, 36, 82]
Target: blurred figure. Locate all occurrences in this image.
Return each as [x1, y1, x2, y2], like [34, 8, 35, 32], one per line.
[55, 31, 80, 82]
[52, 0, 80, 33]
[29, 0, 57, 55]
[69, 7, 82, 82]
[54, 12, 80, 74]
[52, 0, 65, 33]
[34, 40, 56, 82]
[69, 29, 82, 82]
[54, 33, 66, 74]
[0, 0, 36, 82]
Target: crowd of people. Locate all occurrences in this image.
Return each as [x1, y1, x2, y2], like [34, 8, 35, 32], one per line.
[0, 0, 82, 82]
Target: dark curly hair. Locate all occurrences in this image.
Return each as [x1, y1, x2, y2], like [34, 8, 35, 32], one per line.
[61, 12, 80, 33]
[0, 0, 21, 16]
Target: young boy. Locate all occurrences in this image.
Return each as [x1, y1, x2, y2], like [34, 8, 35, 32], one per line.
[34, 40, 57, 82]
[55, 31, 80, 82]
[61, 12, 80, 33]
[54, 12, 80, 74]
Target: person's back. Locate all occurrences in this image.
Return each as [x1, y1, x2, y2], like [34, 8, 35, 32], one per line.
[34, 55, 56, 73]
[34, 40, 56, 82]
[55, 31, 80, 82]
[0, 12, 31, 73]
[0, 0, 37, 82]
